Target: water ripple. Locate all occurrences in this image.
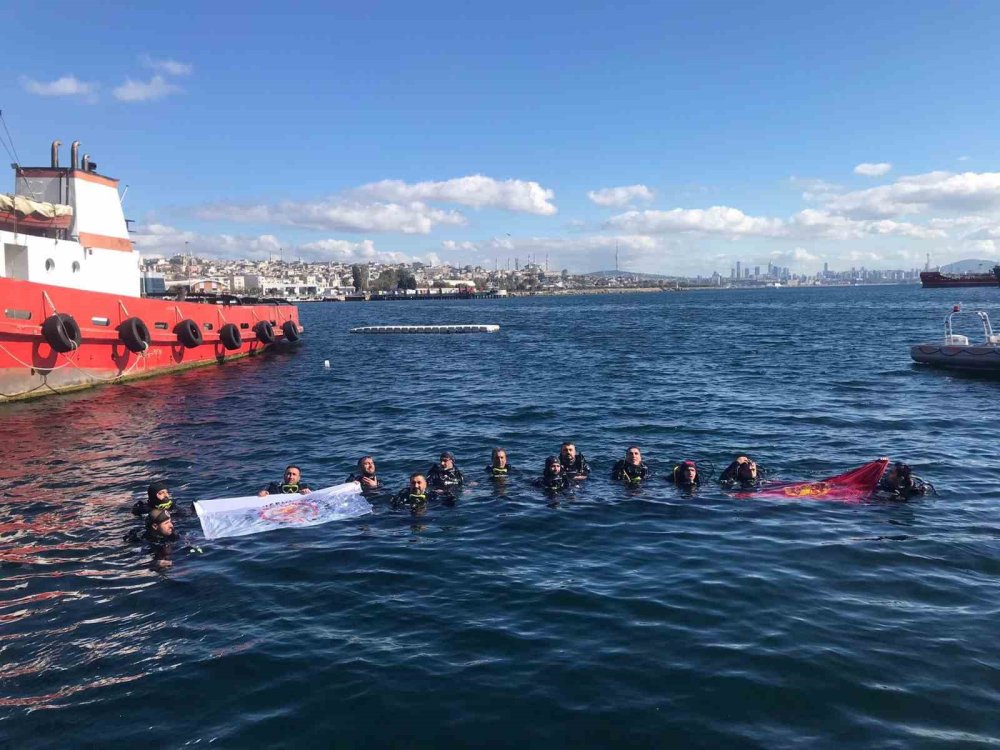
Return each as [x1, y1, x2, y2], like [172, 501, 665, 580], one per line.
[1, 287, 999, 747]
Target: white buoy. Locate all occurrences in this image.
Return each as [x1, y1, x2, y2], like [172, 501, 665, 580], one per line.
[350, 324, 500, 335]
[324, 360, 331, 368]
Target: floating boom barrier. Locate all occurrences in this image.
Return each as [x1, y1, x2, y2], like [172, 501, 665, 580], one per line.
[350, 324, 500, 334]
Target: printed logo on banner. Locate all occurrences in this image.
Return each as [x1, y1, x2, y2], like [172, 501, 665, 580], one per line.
[259, 500, 320, 524]
[781, 482, 831, 498]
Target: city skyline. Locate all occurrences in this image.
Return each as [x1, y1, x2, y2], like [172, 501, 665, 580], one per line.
[144, 249, 930, 284]
[5, 3, 1000, 276]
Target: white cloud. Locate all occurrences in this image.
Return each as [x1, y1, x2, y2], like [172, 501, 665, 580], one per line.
[968, 239, 997, 253]
[603, 203, 945, 244]
[198, 199, 465, 235]
[926, 215, 992, 230]
[141, 56, 193, 76]
[133, 223, 433, 264]
[355, 175, 557, 215]
[113, 75, 183, 102]
[296, 238, 435, 263]
[854, 162, 892, 177]
[465, 233, 666, 274]
[295, 238, 378, 260]
[21, 75, 97, 100]
[587, 184, 654, 207]
[769, 247, 820, 267]
[824, 171, 1000, 219]
[961, 226, 1000, 241]
[958, 155, 970, 162]
[605, 206, 786, 237]
[442, 240, 479, 252]
[133, 223, 283, 260]
[790, 209, 945, 240]
[790, 176, 844, 202]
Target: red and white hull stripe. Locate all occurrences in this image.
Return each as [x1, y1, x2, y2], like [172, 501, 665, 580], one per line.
[0, 277, 301, 401]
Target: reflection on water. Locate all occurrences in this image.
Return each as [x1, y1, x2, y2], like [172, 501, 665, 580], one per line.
[1, 286, 999, 746]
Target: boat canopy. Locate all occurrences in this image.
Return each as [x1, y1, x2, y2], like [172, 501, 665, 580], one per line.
[0, 193, 74, 219]
[0, 193, 74, 231]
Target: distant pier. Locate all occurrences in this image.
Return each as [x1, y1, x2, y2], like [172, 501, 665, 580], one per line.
[350, 324, 500, 334]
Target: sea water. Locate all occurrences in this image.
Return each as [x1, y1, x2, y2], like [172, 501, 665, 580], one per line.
[0, 286, 998, 748]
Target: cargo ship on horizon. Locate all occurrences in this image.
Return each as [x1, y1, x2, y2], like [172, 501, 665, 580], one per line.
[919, 268, 1000, 288]
[0, 140, 302, 402]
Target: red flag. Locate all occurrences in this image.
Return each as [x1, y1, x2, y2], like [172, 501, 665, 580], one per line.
[739, 459, 889, 502]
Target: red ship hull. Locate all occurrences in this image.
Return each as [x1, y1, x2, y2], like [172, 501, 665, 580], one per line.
[0, 277, 301, 402]
[920, 271, 999, 288]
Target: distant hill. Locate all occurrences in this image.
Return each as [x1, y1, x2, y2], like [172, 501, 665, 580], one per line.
[940, 258, 999, 273]
[583, 270, 672, 280]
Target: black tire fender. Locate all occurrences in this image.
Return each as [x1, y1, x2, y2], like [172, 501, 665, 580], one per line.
[282, 320, 301, 342]
[175, 319, 203, 348]
[219, 323, 242, 351]
[117, 316, 151, 353]
[254, 320, 276, 344]
[41, 313, 82, 353]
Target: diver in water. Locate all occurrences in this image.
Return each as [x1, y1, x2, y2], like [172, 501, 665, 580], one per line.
[258, 465, 312, 497]
[427, 452, 464, 491]
[125, 509, 200, 566]
[132, 480, 184, 518]
[719, 455, 763, 490]
[878, 461, 930, 499]
[393, 473, 431, 507]
[347, 455, 382, 494]
[536, 456, 570, 493]
[559, 442, 591, 480]
[485, 447, 514, 480]
[611, 446, 649, 486]
[670, 460, 701, 488]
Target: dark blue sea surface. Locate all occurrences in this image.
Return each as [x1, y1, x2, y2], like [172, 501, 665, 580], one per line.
[1, 286, 999, 748]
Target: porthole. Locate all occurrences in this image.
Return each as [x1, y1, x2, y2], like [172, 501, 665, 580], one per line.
[45, 258, 55, 272]
[72, 261, 81, 273]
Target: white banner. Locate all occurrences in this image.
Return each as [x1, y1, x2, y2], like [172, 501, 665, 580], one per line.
[194, 482, 371, 540]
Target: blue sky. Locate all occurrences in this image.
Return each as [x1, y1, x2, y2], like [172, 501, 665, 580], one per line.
[4, 1, 1000, 275]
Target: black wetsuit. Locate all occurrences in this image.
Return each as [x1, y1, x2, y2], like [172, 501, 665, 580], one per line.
[719, 461, 762, 490]
[670, 466, 700, 488]
[392, 488, 430, 507]
[262, 481, 311, 494]
[346, 472, 382, 494]
[125, 526, 179, 546]
[427, 465, 464, 490]
[560, 454, 591, 480]
[536, 470, 570, 493]
[485, 465, 514, 480]
[611, 460, 649, 485]
[131, 497, 185, 518]
[125, 526, 187, 563]
[877, 474, 929, 500]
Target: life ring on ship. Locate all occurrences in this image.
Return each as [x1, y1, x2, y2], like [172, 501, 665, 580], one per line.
[175, 319, 203, 348]
[254, 320, 276, 344]
[41, 313, 82, 353]
[117, 316, 151, 353]
[281, 320, 301, 342]
[219, 323, 242, 351]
